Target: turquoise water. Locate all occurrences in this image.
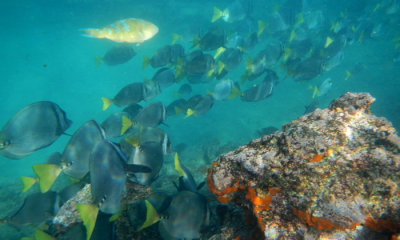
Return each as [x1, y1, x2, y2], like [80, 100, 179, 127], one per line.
[0, 0, 399, 239]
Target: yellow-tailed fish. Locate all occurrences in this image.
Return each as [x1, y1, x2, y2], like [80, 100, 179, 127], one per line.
[324, 36, 333, 48]
[81, 18, 158, 44]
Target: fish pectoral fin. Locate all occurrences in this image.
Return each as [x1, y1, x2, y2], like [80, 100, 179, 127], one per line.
[125, 164, 152, 173]
[101, 97, 113, 111]
[76, 204, 99, 240]
[20, 176, 37, 193]
[137, 200, 160, 231]
[32, 164, 62, 193]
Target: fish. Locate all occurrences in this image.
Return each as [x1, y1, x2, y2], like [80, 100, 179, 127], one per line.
[311, 78, 333, 99]
[143, 45, 172, 69]
[218, 47, 244, 72]
[128, 141, 164, 186]
[101, 82, 146, 111]
[167, 98, 187, 116]
[58, 182, 83, 206]
[1, 191, 59, 226]
[81, 18, 158, 43]
[291, 54, 324, 81]
[212, 0, 248, 23]
[174, 153, 199, 193]
[0, 101, 72, 160]
[225, 32, 245, 49]
[278, 0, 304, 26]
[169, 44, 186, 65]
[131, 102, 167, 128]
[304, 10, 324, 30]
[241, 77, 275, 102]
[185, 95, 214, 118]
[176, 83, 192, 99]
[323, 50, 344, 72]
[151, 67, 176, 89]
[122, 103, 143, 119]
[95, 45, 136, 66]
[143, 79, 162, 101]
[193, 27, 226, 51]
[184, 50, 215, 76]
[100, 112, 133, 138]
[123, 126, 172, 155]
[89, 139, 127, 214]
[209, 79, 241, 101]
[140, 191, 210, 239]
[265, 12, 289, 34]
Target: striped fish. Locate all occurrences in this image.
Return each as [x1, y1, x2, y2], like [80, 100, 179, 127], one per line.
[81, 18, 158, 43]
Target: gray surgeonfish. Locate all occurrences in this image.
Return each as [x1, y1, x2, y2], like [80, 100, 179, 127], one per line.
[193, 27, 226, 51]
[96, 45, 136, 66]
[122, 103, 143, 119]
[101, 82, 145, 111]
[185, 95, 214, 118]
[166, 98, 187, 117]
[241, 77, 275, 102]
[89, 139, 127, 214]
[218, 47, 243, 71]
[177, 84, 192, 99]
[143, 45, 172, 69]
[122, 126, 172, 155]
[101, 111, 133, 138]
[1, 191, 59, 226]
[0, 101, 71, 159]
[143, 79, 162, 101]
[152, 67, 176, 89]
[132, 102, 167, 128]
[62, 120, 105, 179]
[128, 141, 164, 186]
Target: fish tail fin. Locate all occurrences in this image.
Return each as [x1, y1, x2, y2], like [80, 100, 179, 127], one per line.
[80, 28, 103, 39]
[212, 7, 223, 22]
[171, 33, 181, 44]
[226, 85, 241, 100]
[294, 13, 304, 28]
[324, 36, 334, 48]
[345, 70, 352, 80]
[121, 116, 133, 136]
[76, 204, 99, 240]
[20, 176, 37, 193]
[137, 200, 160, 231]
[206, 68, 215, 79]
[257, 20, 268, 37]
[94, 56, 103, 67]
[312, 86, 319, 99]
[33, 230, 55, 240]
[142, 56, 150, 69]
[217, 61, 225, 74]
[289, 29, 296, 42]
[32, 164, 62, 193]
[174, 106, 183, 115]
[213, 47, 226, 59]
[101, 97, 113, 111]
[283, 47, 292, 62]
[174, 153, 186, 177]
[184, 108, 195, 119]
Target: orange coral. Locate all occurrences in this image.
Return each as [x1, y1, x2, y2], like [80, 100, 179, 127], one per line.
[310, 153, 323, 163]
[206, 167, 244, 203]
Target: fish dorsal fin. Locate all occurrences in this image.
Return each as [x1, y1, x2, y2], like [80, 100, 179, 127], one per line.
[101, 97, 113, 111]
[32, 164, 62, 193]
[76, 204, 99, 240]
[121, 116, 133, 136]
[211, 7, 223, 23]
[174, 153, 186, 177]
[184, 108, 195, 119]
[33, 230, 55, 240]
[137, 200, 160, 231]
[20, 176, 37, 193]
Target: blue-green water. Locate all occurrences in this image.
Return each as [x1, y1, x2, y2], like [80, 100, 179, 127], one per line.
[0, 0, 399, 239]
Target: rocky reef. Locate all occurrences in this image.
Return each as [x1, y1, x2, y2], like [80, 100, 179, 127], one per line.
[207, 92, 400, 239]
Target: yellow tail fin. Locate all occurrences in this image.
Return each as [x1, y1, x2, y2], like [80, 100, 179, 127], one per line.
[142, 56, 150, 69]
[214, 47, 226, 59]
[294, 13, 304, 28]
[101, 97, 113, 111]
[171, 33, 181, 44]
[94, 56, 103, 67]
[289, 29, 296, 42]
[76, 204, 99, 240]
[211, 7, 223, 22]
[137, 200, 160, 231]
[34, 230, 55, 240]
[174, 153, 185, 177]
[324, 36, 334, 48]
[226, 85, 241, 100]
[217, 61, 225, 74]
[257, 20, 268, 37]
[345, 70, 352, 80]
[32, 164, 62, 193]
[121, 116, 133, 136]
[312, 86, 319, 99]
[184, 108, 195, 119]
[20, 176, 37, 193]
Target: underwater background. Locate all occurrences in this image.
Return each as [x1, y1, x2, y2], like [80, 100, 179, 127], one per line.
[0, 0, 399, 238]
